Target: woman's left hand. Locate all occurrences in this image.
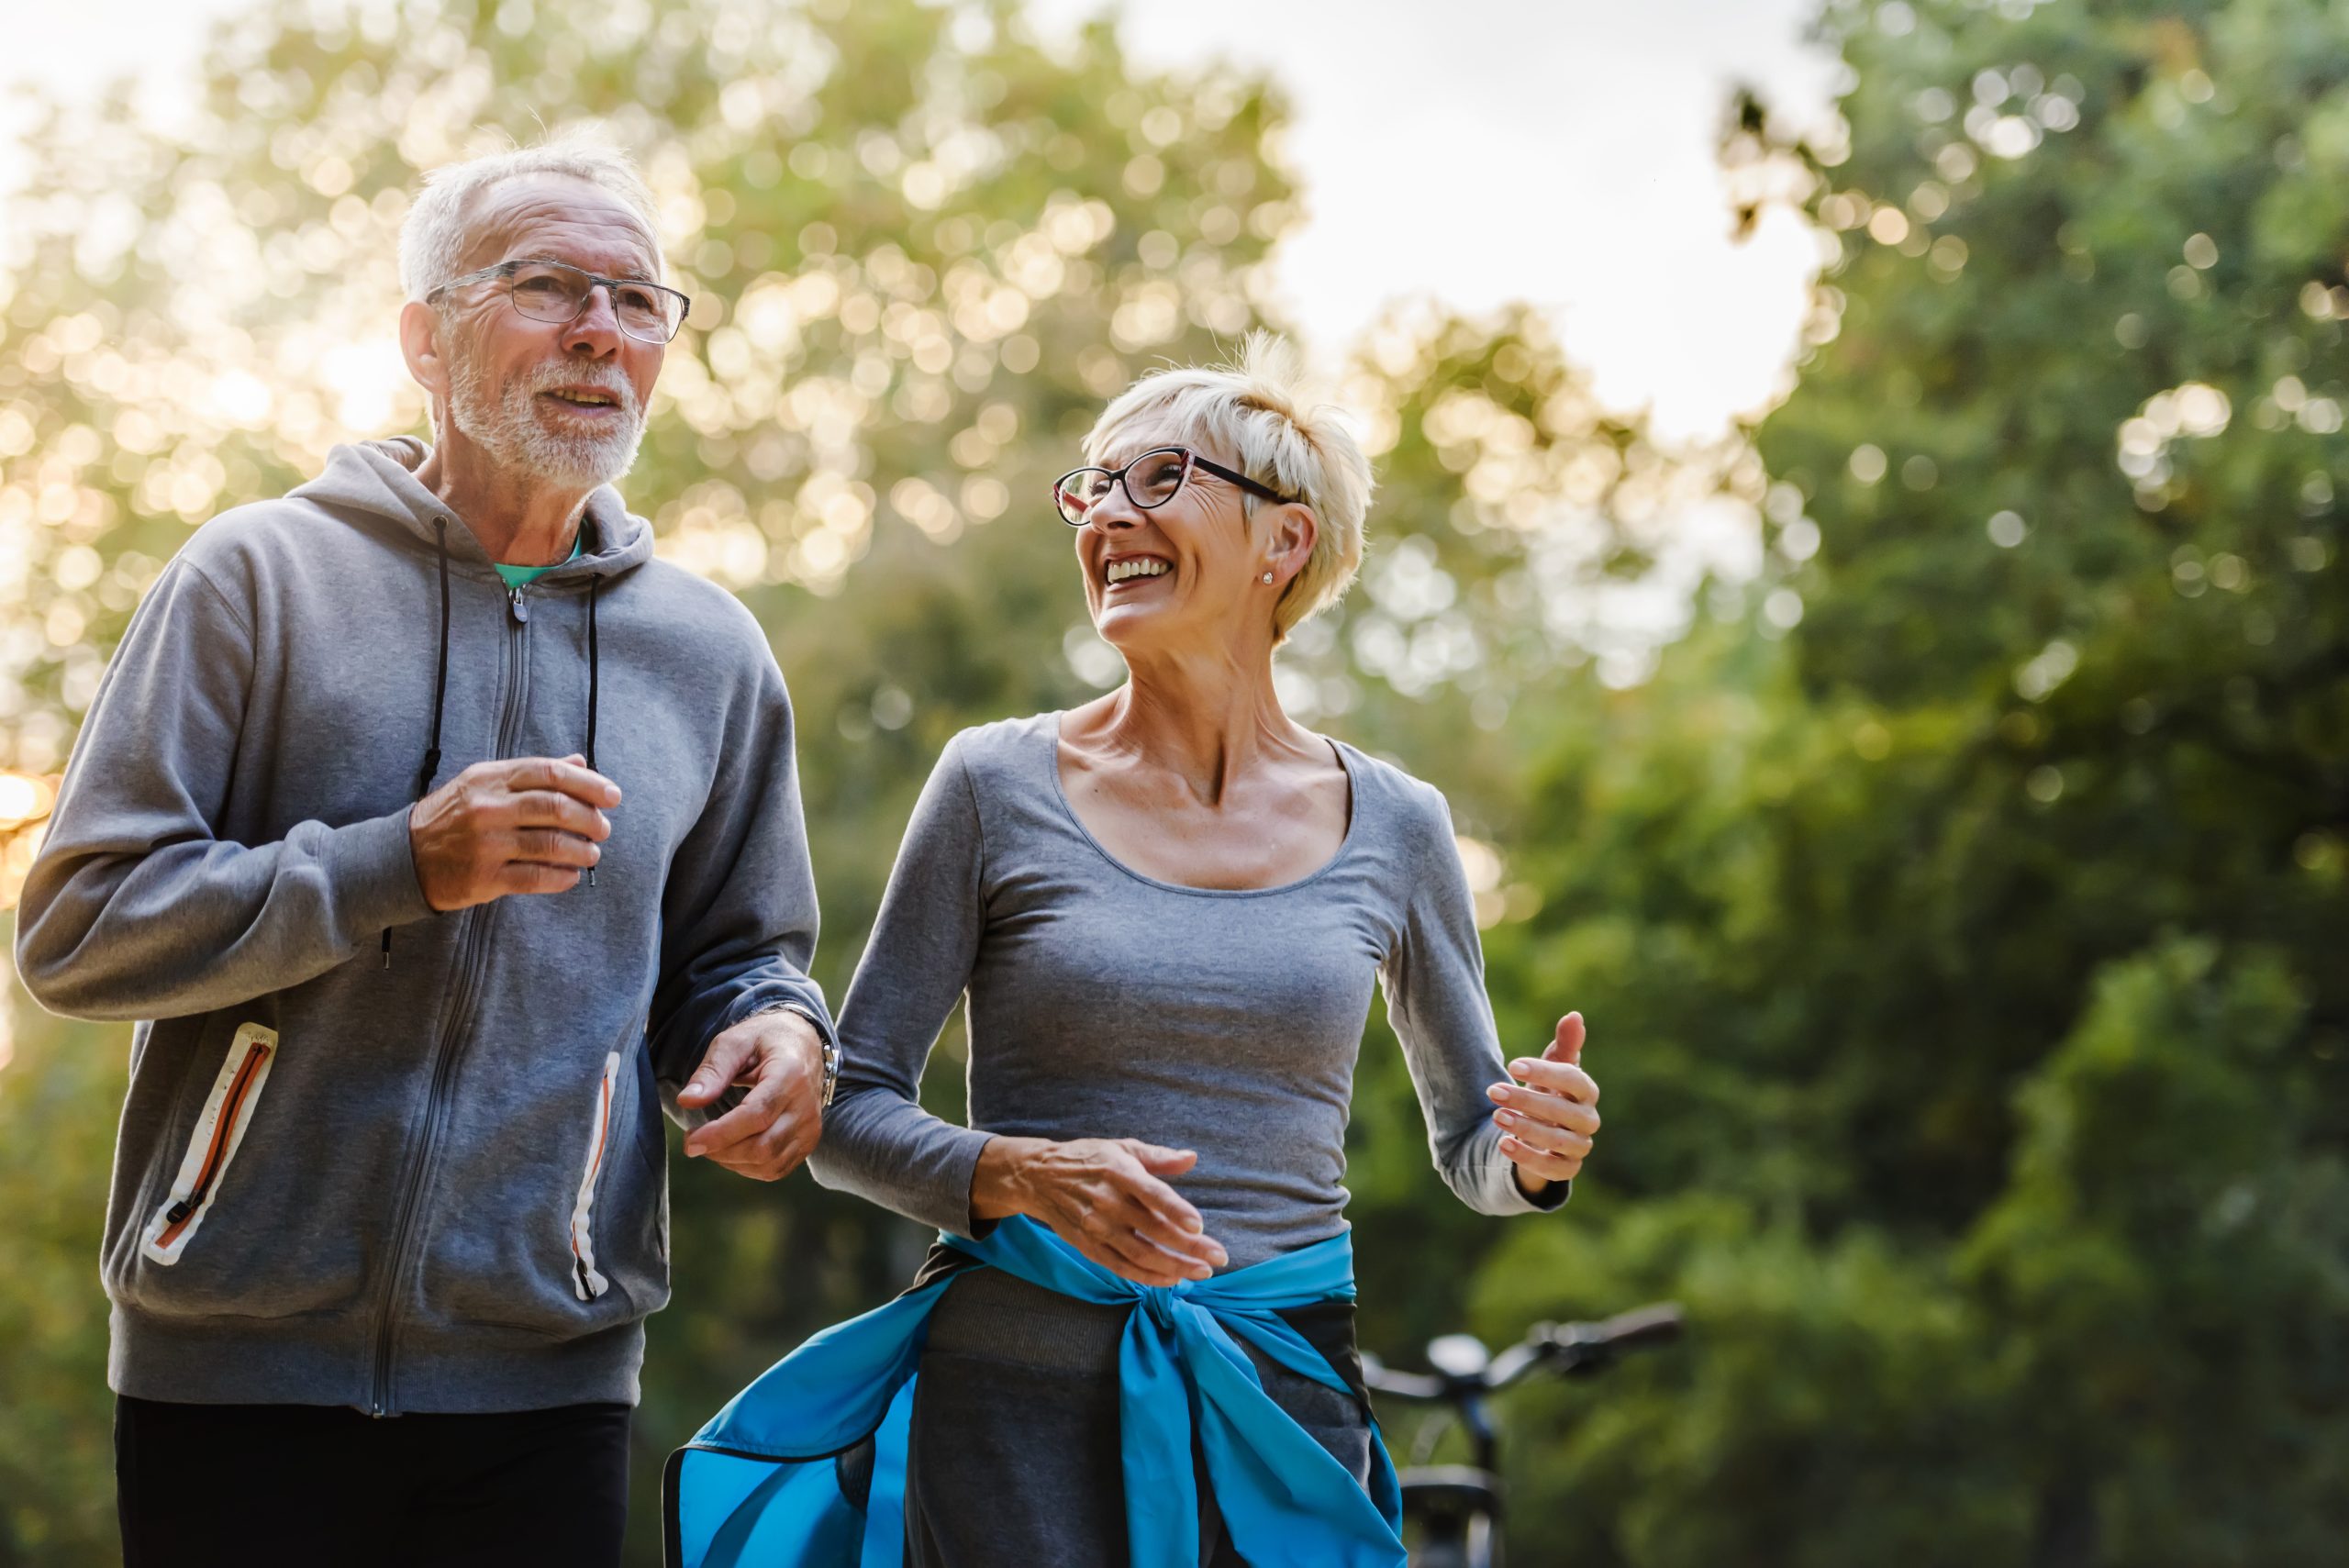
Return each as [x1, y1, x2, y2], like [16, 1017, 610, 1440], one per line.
[1487, 1012, 1598, 1196]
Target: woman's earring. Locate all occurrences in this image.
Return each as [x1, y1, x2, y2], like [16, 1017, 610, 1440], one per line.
[1261, 571, 1275, 584]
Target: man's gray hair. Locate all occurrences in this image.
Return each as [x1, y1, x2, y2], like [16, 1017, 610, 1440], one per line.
[397, 136, 665, 303]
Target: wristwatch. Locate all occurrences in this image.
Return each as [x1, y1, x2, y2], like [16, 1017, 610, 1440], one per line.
[755, 1003, 841, 1108]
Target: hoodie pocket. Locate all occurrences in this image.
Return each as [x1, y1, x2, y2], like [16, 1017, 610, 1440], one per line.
[567, 1051, 621, 1301]
[139, 1024, 277, 1265]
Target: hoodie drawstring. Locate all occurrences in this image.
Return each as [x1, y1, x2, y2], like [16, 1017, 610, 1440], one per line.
[584, 573, 600, 886]
[417, 519, 455, 797]
[384, 518, 454, 965]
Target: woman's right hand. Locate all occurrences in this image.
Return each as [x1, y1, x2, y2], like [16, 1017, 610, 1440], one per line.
[970, 1136, 1229, 1286]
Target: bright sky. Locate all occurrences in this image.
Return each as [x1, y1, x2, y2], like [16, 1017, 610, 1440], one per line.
[4, 0, 1838, 440]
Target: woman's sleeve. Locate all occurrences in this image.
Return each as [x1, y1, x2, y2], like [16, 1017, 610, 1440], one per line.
[1378, 784, 1569, 1217]
[807, 732, 998, 1236]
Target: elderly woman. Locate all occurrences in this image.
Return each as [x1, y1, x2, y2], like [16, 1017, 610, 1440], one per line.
[666, 338, 1600, 1568]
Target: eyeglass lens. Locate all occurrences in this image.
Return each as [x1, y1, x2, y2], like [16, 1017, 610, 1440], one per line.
[507, 263, 681, 341]
[1055, 450, 1190, 524]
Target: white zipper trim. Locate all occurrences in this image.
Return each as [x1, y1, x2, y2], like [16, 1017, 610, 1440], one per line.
[139, 1023, 279, 1266]
[568, 1051, 620, 1301]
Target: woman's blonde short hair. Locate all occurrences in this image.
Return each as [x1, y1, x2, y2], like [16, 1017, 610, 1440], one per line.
[1082, 333, 1373, 644]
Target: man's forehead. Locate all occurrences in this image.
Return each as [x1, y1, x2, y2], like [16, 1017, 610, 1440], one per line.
[459, 173, 662, 278]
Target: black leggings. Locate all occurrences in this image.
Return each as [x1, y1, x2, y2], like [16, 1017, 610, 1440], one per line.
[114, 1395, 630, 1568]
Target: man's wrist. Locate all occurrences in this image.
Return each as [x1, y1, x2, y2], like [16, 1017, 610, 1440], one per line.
[752, 1003, 839, 1107]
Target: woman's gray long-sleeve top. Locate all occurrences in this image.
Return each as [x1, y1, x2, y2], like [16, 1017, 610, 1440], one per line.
[808, 713, 1565, 1268]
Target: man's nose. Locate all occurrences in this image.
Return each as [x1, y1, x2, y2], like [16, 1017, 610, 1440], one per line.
[562, 284, 627, 353]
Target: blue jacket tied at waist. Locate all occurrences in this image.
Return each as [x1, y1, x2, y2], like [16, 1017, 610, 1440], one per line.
[666, 1217, 1405, 1567]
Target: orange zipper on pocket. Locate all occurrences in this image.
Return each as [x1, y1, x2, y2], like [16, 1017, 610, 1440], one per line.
[140, 1023, 279, 1265]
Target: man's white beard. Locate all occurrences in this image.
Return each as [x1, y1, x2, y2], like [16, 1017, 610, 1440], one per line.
[445, 349, 646, 490]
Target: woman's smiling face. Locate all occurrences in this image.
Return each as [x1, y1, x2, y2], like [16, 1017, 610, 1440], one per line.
[1073, 416, 1275, 658]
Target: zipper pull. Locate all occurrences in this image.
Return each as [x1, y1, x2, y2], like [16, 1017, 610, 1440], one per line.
[508, 584, 529, 623]
[164, 1199, 193, 1225]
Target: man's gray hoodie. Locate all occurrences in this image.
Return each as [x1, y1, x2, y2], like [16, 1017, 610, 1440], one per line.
[14, 438, 832, 1415]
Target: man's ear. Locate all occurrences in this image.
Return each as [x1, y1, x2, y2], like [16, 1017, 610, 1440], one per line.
[398, 299, 450, 404]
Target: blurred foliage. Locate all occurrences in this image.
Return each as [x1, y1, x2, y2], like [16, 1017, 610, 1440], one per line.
[7, 0, 2342, 1562]
[0, 0, 1707, 1560]
[0, 925, 120, 1564]
[1454, 1, 2349, 1564]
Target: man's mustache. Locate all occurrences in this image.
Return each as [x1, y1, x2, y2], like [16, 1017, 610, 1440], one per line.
[518, 361, 642, 421]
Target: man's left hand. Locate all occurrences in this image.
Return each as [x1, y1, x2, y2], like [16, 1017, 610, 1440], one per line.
[677, 1009, 825, 1181]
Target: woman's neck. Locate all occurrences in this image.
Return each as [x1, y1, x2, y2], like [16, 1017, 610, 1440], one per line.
[1097, 646, 1306, 807]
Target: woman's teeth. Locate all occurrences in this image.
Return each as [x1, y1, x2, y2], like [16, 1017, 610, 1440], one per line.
[1106, 559, 1169, 584]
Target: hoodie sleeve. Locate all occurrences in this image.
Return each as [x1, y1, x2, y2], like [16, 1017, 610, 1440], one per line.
[807, 732, 996, 1236]
[14, 557, 434, 1021]
[643, 636, 834, 1129]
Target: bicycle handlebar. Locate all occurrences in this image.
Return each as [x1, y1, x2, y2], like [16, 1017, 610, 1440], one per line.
[1362, 1302, 1684, 1402]
[1555, 1303, 1685, 1355]
[1361, 1363, 1449, 1400]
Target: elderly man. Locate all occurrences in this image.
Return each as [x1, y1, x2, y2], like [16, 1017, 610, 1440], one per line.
[14, 139, 834, 1566]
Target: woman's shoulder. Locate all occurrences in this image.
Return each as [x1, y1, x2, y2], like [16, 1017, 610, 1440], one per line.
[933, 712, 1060, 789]
[1327, 736, 1458, 854]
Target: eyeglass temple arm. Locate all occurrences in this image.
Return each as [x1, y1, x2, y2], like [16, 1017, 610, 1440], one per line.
[1189, 453, 1298, 507]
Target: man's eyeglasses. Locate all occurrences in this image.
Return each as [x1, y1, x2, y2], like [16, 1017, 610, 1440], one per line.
[1052, 446, 1299, 527]
[426, 259, 691, 346]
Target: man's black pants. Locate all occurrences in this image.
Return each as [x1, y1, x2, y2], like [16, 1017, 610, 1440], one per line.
[115, 1394, 631, 1567]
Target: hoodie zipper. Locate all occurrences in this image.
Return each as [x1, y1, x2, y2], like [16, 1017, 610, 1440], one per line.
[139, 1024, 280, 1263]
[157, 1041, 272, 1240]
[366, 581, 532, 1417]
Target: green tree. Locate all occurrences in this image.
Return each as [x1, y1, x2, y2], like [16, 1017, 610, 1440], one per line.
[1455, 1, 2349, 1563]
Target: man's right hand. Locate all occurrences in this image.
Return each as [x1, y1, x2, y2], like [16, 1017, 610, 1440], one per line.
[407, 753, 619, 913]
[969, 1135, 1229, 1287]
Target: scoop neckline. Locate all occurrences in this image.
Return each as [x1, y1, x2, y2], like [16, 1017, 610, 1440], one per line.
[1042, 711, 1363, 899]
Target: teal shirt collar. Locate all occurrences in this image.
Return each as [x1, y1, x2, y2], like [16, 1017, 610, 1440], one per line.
[492, 531, 584, 590]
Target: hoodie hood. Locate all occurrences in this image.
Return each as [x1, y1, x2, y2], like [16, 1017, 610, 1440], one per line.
[290, 438, 657, 583]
